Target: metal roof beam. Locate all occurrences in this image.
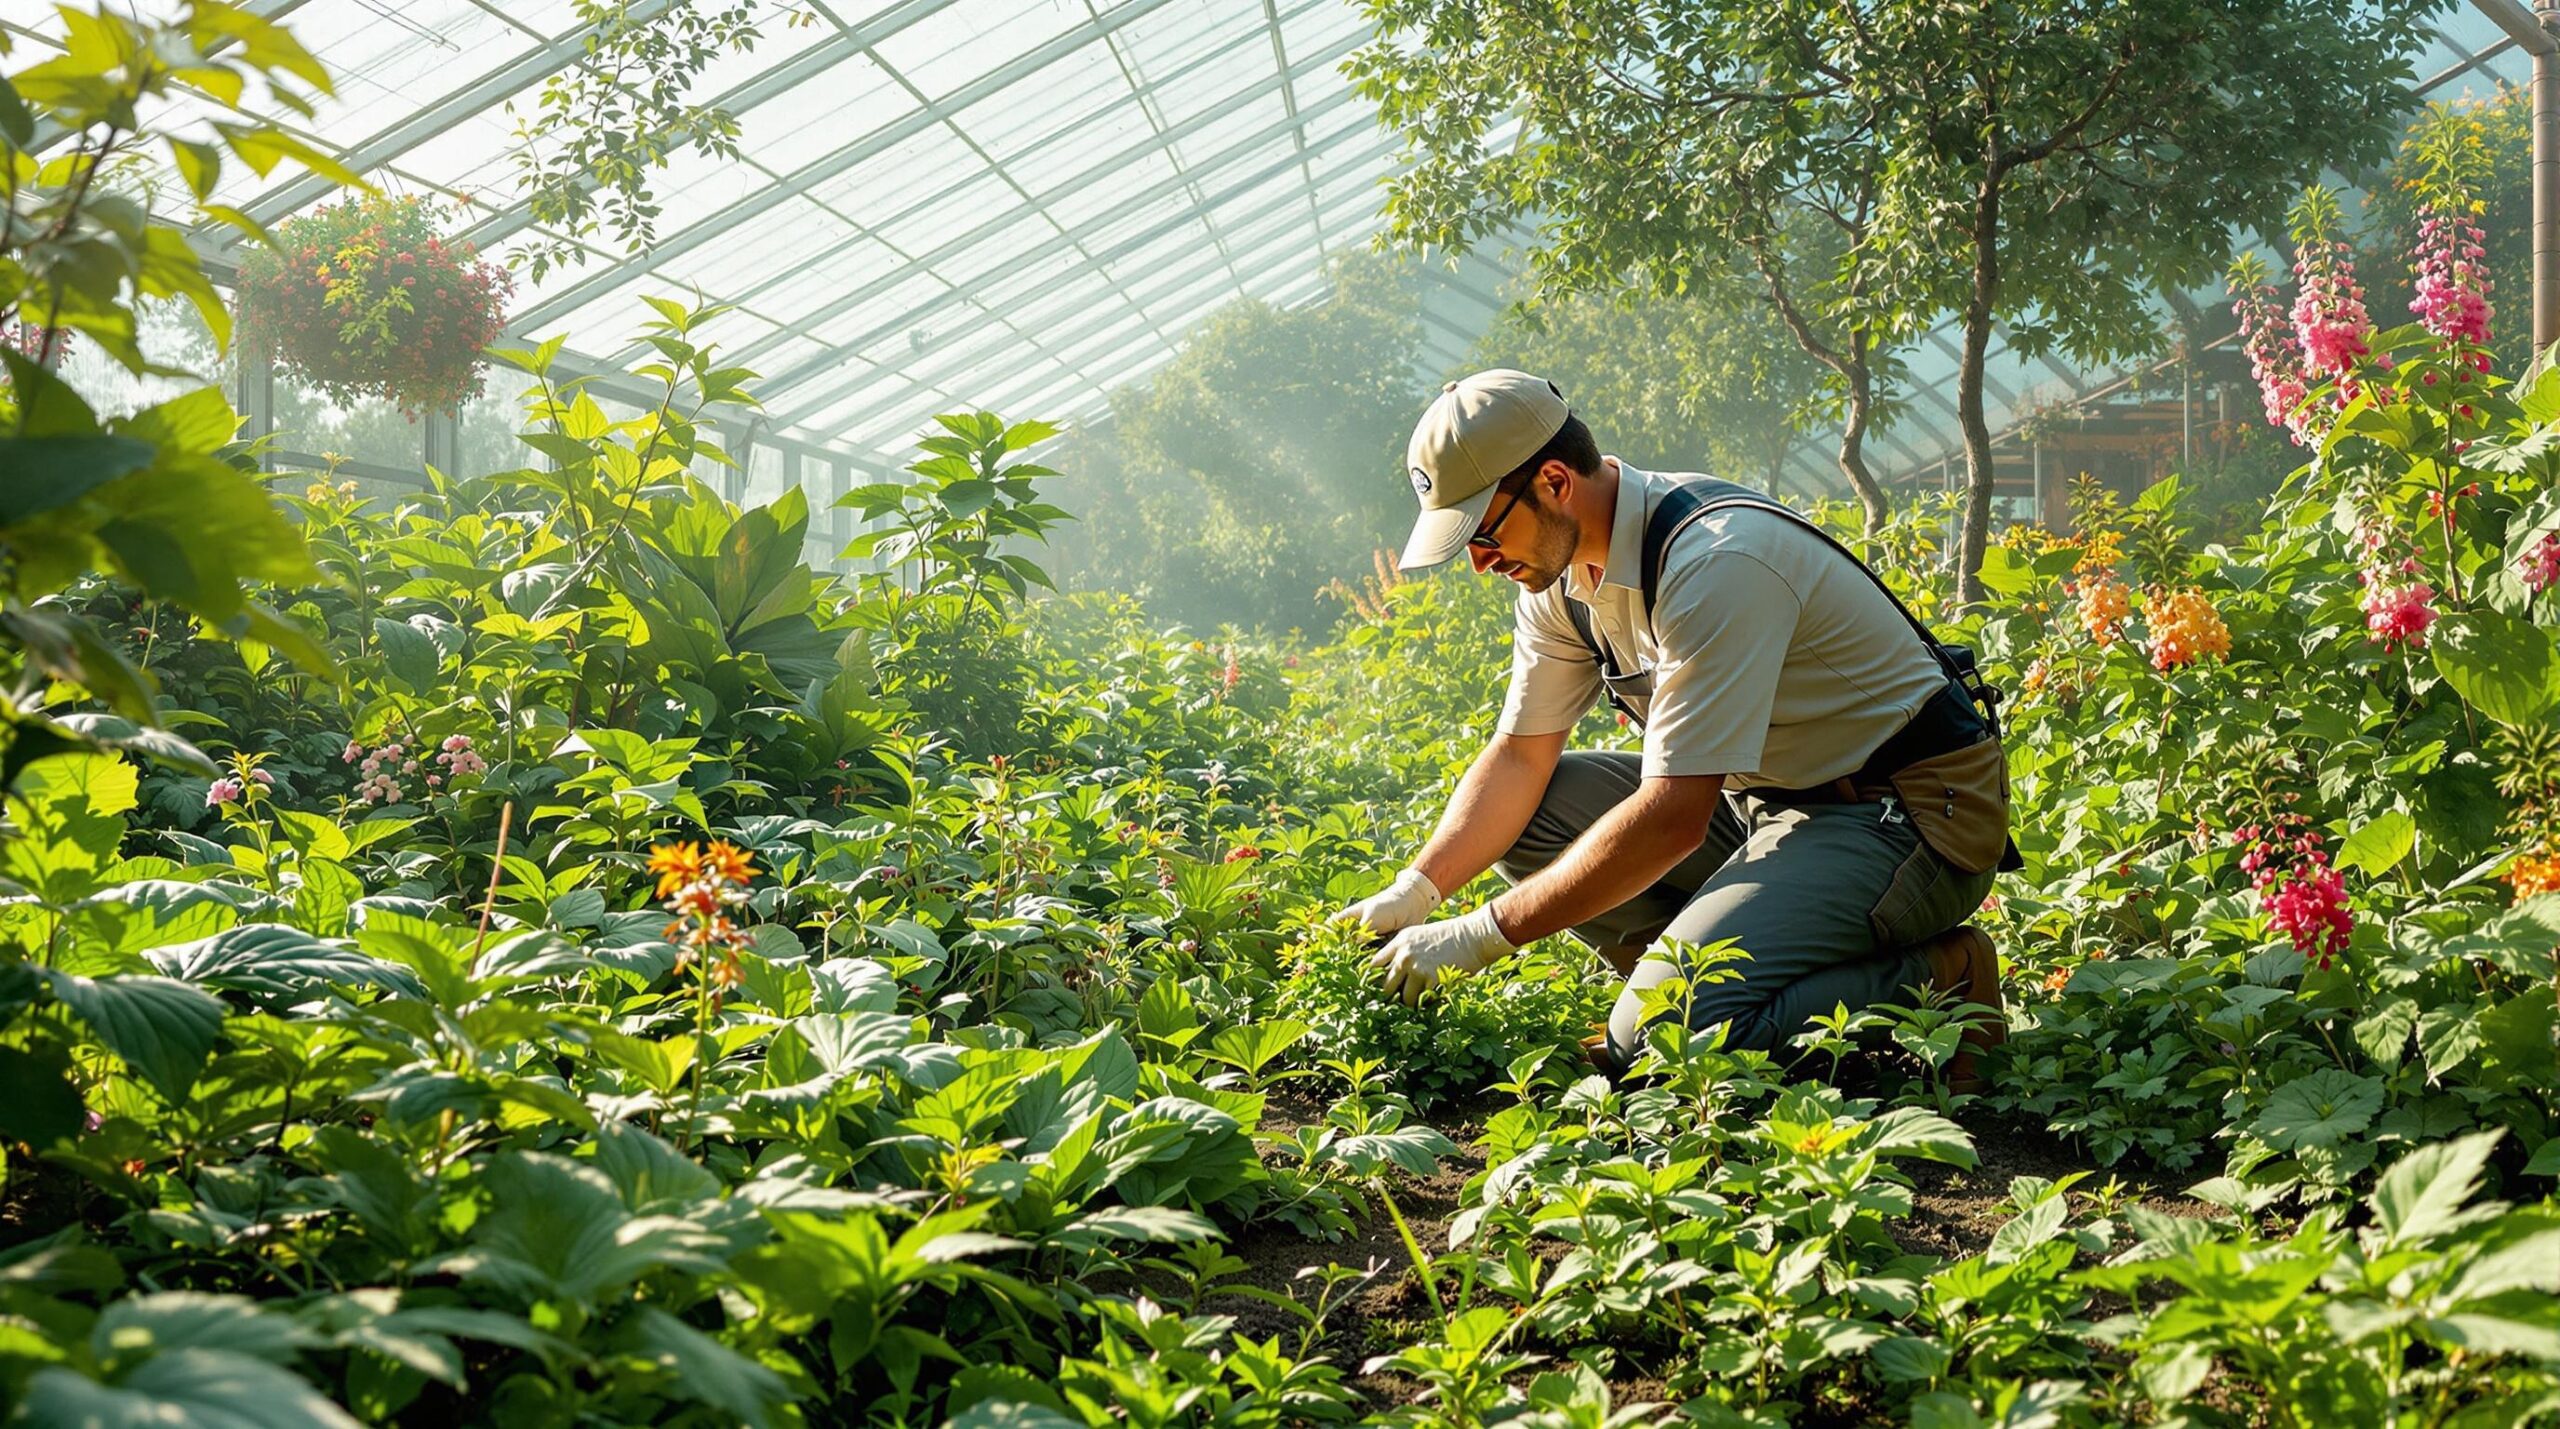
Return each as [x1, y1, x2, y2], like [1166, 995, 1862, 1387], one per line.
[221, 0, 697, 234]
[596, 0, 1343, 370]
[496, 0, 1185, 322]
[790, 159, 1395, 442]
[755, 89, 1377, 413]
[771, 125, 1397, 431]
[721, 48, 1368, 389]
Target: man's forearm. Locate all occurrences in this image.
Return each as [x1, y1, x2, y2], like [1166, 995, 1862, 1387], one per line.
[1409, 731, 1564, 902]
[1485, 776, 1721, 947]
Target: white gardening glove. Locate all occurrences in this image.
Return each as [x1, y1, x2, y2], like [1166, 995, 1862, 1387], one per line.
[1330, 867, 1442, 943]
[1369, 904, 1516, 1007]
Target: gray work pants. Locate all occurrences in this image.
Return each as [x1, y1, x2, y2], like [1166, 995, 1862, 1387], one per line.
[1494, 751, 1997, 1068]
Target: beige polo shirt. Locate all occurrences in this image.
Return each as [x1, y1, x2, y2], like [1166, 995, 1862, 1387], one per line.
[1496, 458, 1946, 789]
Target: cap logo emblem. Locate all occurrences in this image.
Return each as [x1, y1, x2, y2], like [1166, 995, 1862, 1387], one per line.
[1409, 465, 1433, 498]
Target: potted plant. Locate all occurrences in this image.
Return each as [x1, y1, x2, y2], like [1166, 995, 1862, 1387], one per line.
[235, 193, 512, 416]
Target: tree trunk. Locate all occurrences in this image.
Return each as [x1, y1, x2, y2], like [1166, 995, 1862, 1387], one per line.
[1954, 169, 2004, 609]
[1838, 341, 1888, 538]
[1744, 244, 1891, 534]
[1764, 428, 1795, 500]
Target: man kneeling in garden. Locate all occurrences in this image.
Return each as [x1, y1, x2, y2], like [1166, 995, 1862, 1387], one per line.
[1336, 369, 2019, 1084]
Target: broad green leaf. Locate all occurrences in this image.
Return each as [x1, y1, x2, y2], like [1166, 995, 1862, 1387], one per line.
[372, 617, 440, 691]
[2368, 1130, 2505, 1250]
[2336, 810, 2415, 876]
[1987, 1195, 2068, 1266]
[2249, 1069, 2384, 1152]
[1859, 1106, 1978, 1168]
[45, 970, 224, 1103]
[145, 923, 425, 1007]
[0, 435, 157, 523]
[2431, 611, 2560, 729]
[449, 1152, 728, 1306]
[21, 1350, 360, 1429]
[96, 1292, 311, 1362]
[1200, 1019, 1309, 1078]
[616, 1307, 794, 1429]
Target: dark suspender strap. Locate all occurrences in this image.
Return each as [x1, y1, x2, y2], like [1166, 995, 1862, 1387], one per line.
[1563, 597, 1644, 725]
[1639, 480, 2006, 740]
[1559, 476, 2006, 741]
[1640, 481, 1938, 661]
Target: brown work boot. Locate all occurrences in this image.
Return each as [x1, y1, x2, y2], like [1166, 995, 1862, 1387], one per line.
[1920, 924, 2006, 1093]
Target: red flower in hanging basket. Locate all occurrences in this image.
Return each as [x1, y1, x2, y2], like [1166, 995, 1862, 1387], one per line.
[235, 193, 513, 416]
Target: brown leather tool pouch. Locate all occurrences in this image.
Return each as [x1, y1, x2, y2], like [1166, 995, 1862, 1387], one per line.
[1888, 733, 2012, 876]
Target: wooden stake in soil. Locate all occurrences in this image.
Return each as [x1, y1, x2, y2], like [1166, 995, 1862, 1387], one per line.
[469, 800, 514, 960]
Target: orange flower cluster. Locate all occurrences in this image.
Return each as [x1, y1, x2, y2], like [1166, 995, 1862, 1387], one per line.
[2075, 573, 2132, 646]
[2143, 587, 2232, 670]
[649, 840, 757, 989]
[2506, 845, 2560, 901]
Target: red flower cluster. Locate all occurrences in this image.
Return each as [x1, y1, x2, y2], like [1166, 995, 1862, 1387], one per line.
[2230, 811, 2353, 967]
[235, 194, 512, 416]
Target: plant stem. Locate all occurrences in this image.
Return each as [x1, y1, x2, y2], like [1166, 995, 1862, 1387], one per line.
[1374, 1180, 1446, 1323]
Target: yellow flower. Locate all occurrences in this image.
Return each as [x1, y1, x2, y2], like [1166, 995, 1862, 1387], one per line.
[702, 839, 755, 888]
[647, 842, 702, 899]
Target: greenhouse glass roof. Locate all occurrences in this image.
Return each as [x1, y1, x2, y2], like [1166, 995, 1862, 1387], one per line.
[2, 0, 1513, 470]
[0, 1, 2536, 497]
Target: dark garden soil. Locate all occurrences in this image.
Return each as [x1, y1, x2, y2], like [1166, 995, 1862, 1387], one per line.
[1893, 1107, 2227, 1262]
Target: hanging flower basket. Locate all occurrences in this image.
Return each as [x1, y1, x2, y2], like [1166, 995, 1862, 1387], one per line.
[235, 194, 513, 416]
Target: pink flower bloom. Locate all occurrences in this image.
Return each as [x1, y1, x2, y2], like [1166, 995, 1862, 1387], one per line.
[2411, 204, 2494, 348]
[205, 778, 243, 807]
[2291, 238, 2371, 379]
[342, 742, 361, 764]
[2231, 262, 2315, 446]
[2522, 532, 2560, 594]
[249, 768, 274, 786]
[2363, 580, 2439, 650]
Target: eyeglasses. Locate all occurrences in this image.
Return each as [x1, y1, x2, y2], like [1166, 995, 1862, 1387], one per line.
[1468, 480, 1530, 551]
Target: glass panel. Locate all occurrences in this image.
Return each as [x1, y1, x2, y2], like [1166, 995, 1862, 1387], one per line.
[677, 199, 857, 294]
[800, 237, 912, 297]
[804, 271, 957, 351]
[928, 217, 1059, 292]
[871, 0, 1087, 100]
[968, 43, 1131, 165]
[732, 51, 904, 175]
[1279, 0, 1367, 65]
[807, 124, 981, 214]
[453, 366, 539, 479]
[690, 9, 831, 100]
[1041, 147, 1183, 230]
[1117, 0, 1230, 83]
[968, 247, 1093, 312]
[51, 298, 231, 423]
[1145, 44, 1274, 130]
[1171, 91, 1291, 167]
[875, 171, 1019, 253]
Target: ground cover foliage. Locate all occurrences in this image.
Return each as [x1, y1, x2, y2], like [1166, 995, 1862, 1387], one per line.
[4, 8, 2560, 1428]
[3, 316, 2556, 1425]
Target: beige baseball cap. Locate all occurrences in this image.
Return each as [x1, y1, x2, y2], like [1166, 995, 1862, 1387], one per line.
[1397, 368, 1569, 570]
